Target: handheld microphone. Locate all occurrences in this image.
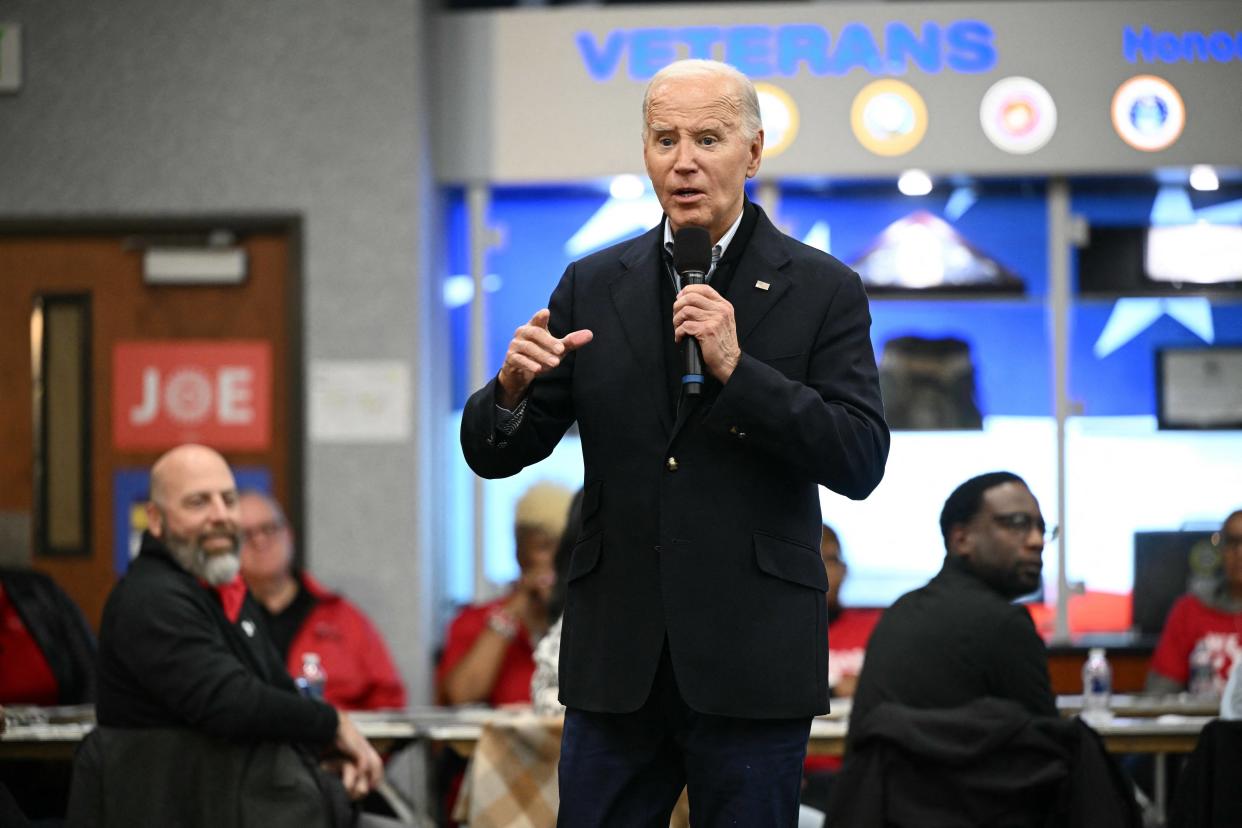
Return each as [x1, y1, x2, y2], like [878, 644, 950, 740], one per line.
[673, 226, 712, 397]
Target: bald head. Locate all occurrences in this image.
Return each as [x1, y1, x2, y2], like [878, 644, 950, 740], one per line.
[150, 444, 233, 507]
[146, 444, 242, 585]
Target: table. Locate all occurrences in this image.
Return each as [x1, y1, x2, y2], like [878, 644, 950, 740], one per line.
[8, 696, 1212, 757]
[1056, 693, 1220, 718]
[1, 701, 1220, 824]
[0, 705, 94, 761]
[0, 706, 442, 760]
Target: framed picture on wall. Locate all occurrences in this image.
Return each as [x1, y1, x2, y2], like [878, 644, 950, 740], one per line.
[1157, 347, 1242, 429]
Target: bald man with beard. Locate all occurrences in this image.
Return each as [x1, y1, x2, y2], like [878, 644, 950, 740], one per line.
[89, 444, 382, 825]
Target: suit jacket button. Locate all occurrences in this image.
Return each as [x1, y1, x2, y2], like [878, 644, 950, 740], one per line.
[666, 457, 679, 472]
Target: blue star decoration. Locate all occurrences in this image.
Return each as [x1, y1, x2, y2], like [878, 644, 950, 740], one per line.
[1093, 186, 1240, 358]
[1094, 297, 1214, 358]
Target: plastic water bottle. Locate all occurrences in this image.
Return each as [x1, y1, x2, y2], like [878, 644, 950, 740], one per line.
[296, 652, 327, 700]
[1188, 641, 1216, 697]
[1081, 647, 1113, 724]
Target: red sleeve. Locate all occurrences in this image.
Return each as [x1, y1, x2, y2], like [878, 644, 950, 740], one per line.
[346, 603, 407, 710]
[435, 605, 488, 701]
[1149, 595, 1197, 685]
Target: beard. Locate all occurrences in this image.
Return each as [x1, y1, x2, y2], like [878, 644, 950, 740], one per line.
[164, 528, 242, 586]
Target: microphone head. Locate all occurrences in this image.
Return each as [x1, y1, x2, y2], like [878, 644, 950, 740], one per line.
[673, 226, 712, 274]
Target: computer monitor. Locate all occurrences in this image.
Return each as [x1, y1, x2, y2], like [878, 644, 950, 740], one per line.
[1132, 530, 1219, 636]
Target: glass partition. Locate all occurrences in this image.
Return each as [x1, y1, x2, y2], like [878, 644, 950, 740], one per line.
[1063, 181, 1242, 633]
[439, 176, 1242, 640]
[779, 180, 1057, 608]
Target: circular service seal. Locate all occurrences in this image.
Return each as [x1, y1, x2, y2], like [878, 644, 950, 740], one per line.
[979, 76, 1058, 154]
[163, 369, 213, 423]
[754, 82, 800, 158]
[850, 79, 928, 157]
[1111, 75, 1186, 152]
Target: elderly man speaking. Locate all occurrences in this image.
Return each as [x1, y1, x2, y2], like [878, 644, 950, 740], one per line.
[461, 59, 888, 826]
[80, 444, 382, 827]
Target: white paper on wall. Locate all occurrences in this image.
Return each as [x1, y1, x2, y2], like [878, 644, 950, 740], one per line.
[309, 359, 411, 443]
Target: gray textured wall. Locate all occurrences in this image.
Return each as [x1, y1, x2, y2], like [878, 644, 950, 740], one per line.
[0, 0, 436, 702]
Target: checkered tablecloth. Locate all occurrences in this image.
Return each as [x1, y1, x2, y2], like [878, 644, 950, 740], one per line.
[451, 713, 691, 827]
[454, 715, 563, 828]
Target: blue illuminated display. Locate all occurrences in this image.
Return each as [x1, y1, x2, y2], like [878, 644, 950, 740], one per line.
[1123, 25, 1242, 65]
[577, 20, 997, 81]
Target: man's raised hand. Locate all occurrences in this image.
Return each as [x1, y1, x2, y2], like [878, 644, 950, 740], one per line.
[497, 309, 593, 408]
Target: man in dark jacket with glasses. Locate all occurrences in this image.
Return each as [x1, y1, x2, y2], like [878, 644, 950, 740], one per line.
[833, 472, 1144, 827]
[849, 470, 1057, 730]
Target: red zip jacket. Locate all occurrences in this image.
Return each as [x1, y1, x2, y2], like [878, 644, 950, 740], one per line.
[285, 573, 407, 710]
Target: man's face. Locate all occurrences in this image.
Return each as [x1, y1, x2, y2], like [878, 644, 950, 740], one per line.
[1221, 513, 1242, 591]
[643, 72, 763, 244]
[953, 481, 1047, 600]
[148, 448, 241, 585]
[821, 534, 846, 612]
[238, 494, 293, 586]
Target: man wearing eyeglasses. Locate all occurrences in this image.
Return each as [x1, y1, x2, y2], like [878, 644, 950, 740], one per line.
[848, 470, 1058, 732]
[1146, 509, 1242, 696]
[238, 490, 406, 711]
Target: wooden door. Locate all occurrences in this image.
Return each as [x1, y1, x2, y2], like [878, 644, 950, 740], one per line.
[0, 220, 301, 627]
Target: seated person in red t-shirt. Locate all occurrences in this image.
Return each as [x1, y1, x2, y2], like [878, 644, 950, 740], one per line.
[803, 525, 882, 811]
[238, 490, 406, 710]
[1146, 509, 1242, 695]
[437, 481, 573, 707]
[822, 525, 883, 700]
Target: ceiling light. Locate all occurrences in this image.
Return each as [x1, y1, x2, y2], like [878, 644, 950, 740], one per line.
[897, 170, 933, 197]
[609, 174, 646, 200]
[1189, 164, 1219, 192]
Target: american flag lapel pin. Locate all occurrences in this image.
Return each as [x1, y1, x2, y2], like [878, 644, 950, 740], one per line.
[755, 280, 771, 291]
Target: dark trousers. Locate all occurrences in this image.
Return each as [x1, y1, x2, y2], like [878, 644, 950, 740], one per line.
[557, 642, 812, 827]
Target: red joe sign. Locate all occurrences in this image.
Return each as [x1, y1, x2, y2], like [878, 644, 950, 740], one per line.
[112, 341, 272, 450]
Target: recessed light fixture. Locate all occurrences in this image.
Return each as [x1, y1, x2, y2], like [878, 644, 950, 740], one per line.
[1188, 164, 1219, 192]
[609, 174, 646, 200]
[897, 170, 933, 197]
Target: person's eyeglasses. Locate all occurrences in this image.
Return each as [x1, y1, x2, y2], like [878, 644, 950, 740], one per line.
[989, 512, 1059, 543]
[241, 520, 286, 544]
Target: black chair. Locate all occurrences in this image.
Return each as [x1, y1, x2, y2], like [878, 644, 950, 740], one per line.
[825, 698, 1142, 828]
[1168, 718, 1242, 828]
[66, 726, 346, 828]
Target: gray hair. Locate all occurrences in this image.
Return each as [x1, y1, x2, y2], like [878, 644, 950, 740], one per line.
[237, 488, 288, 527]
[641, 59, 762, 141]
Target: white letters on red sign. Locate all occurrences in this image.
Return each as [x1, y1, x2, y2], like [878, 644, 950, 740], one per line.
[128, 366, 256, 426]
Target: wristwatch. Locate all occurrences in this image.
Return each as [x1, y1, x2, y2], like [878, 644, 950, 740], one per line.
[486, 608, 519, 640]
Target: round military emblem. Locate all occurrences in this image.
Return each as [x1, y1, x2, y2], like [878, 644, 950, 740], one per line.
[1111, 75, 1185, 152]
[850, 79, 928, 157]
[754, 82, 799, 158]
[979, 76, 1057, 154]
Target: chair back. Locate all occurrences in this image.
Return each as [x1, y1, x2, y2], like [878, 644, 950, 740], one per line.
[65, 725, 338, 828]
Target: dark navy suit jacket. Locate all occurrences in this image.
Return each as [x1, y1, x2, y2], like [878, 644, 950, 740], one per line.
[461, 205, 889, 719]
